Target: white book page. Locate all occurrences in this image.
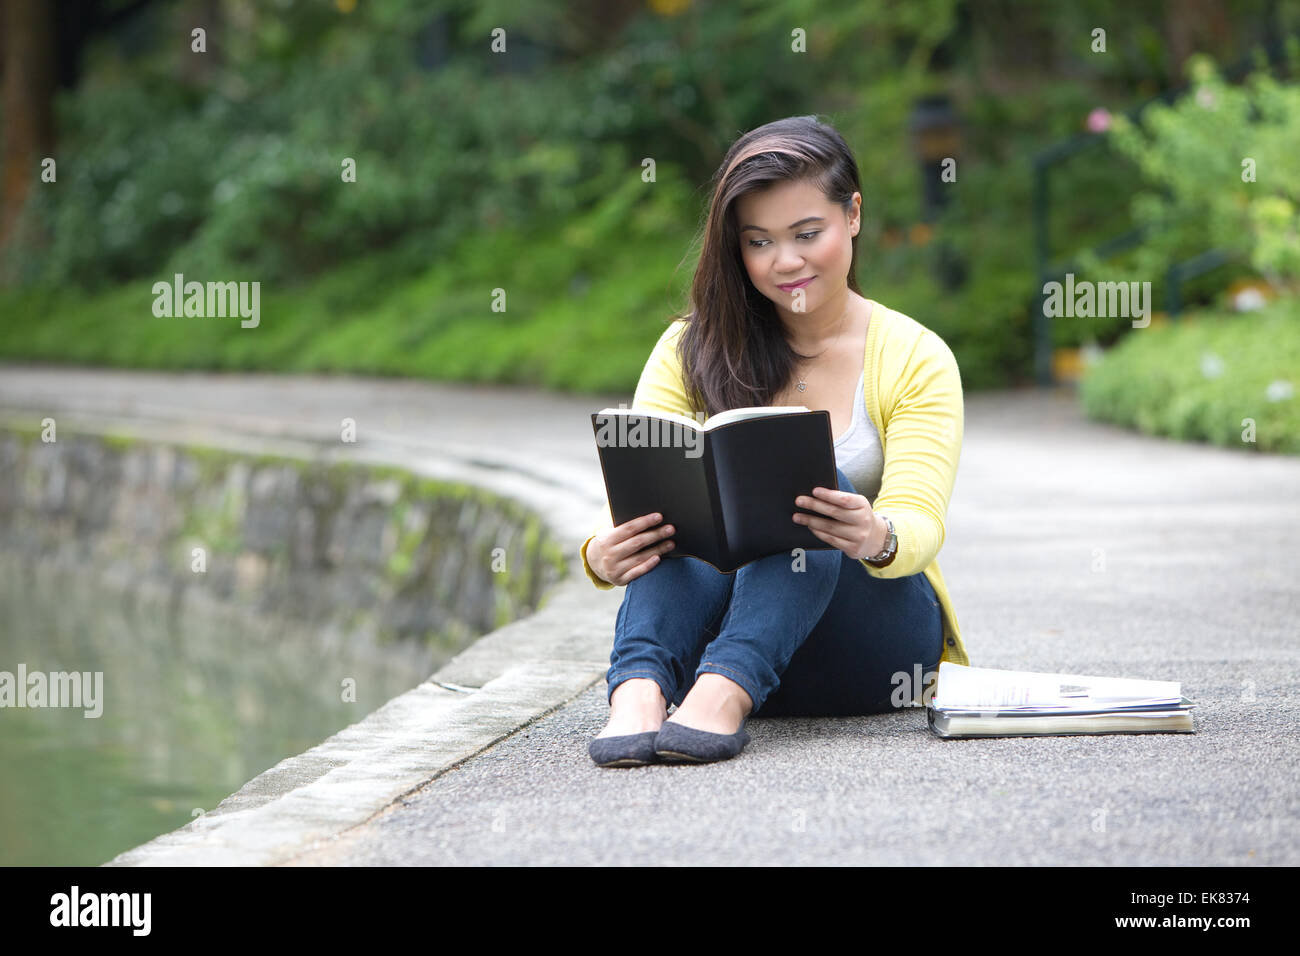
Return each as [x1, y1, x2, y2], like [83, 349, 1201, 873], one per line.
[596, 407, 706, 430]
[595, 405, 812, 433]
[933, 662, 1181, 712]
[701, 405, 810, 430]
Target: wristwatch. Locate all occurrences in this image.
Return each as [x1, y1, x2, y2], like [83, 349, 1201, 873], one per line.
[865, 514, 897, 565]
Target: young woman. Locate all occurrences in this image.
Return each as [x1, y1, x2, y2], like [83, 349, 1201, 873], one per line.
[580, 115, 968, 767]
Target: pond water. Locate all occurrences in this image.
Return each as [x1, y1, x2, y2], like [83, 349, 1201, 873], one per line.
[0, 561, 440, 866]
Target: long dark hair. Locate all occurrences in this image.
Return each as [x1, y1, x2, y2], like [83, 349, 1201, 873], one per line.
[675, 115, 864, 418]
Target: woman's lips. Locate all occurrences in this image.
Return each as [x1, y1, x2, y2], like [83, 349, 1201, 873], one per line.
[777, 276, 815, 291]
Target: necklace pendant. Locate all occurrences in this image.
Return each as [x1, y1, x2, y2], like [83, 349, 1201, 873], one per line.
[796, 380, 806, 391]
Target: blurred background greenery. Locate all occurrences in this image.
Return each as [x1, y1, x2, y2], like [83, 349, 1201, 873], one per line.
[1, 0, 1297, 450]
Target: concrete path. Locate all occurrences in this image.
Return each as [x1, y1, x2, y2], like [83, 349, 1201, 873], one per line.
[2, 365, 1297, 865]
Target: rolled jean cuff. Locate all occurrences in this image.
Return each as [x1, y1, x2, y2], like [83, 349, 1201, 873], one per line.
[694, 659, 768, 715]
[605, 668, 675, 708]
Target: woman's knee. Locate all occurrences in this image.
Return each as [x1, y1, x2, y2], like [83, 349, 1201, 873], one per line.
[629, 553, 719, 587]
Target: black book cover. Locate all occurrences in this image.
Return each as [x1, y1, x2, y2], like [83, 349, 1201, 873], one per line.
[590, 409, 839, 573]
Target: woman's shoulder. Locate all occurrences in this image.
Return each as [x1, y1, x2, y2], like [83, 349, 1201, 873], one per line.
[868, 299, 958, 367]
[647, 317, 689, 349]
[637, 318, 692, 381]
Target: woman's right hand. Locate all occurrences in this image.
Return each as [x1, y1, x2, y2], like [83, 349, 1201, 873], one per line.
[586, 512, 676, 586]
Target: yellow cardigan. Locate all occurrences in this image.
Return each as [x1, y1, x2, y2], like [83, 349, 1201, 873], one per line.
[579, 299, 970, 667]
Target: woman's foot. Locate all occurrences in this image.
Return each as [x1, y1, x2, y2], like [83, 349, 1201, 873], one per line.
[664, 672, 752, 735]
[595, 677, 669, 738]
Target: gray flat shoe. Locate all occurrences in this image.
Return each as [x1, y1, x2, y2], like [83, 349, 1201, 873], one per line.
[654, 718, 751, 763]
[588, 731, 660, 767]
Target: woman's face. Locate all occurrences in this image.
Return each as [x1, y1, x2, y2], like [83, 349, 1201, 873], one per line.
[735, 178, 860, 319]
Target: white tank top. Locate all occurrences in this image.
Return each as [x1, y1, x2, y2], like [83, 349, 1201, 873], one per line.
[833, 368, 884, 503]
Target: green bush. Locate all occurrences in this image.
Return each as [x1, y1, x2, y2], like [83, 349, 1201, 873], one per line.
[1079, 297, 1300, 454]
[1, 22, 658, 290]
[1107, 46, 1300, 286]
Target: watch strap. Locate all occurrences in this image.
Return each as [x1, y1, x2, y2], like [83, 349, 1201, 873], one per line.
[866, 514, 896, 563]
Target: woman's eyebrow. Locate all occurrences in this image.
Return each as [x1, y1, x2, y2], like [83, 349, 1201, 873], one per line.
[739, 216, 826, 234]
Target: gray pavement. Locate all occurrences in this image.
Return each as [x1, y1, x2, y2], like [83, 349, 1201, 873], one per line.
[2, 365, 1297, 865]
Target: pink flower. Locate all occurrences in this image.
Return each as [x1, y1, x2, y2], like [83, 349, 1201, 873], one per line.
[1086, 108, 1112, 133]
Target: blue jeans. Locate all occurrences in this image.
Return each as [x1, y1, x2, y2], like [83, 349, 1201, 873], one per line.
[605, 466, 945, 717]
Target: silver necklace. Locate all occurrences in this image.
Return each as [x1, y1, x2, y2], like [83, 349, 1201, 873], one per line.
[794, 311, 849, 392]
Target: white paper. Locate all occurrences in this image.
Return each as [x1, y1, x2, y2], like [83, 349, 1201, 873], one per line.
[932, 662, 1181, 713]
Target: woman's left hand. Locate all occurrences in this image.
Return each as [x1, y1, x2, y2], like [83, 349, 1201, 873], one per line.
[792, 487, 884, 561]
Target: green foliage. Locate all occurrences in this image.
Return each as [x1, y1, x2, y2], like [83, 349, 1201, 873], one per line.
[7, 0, 1297, 392]
[4, 8, 667, 289]
[859, 140, 1040, 387]
[2, 0, 989, 291]
[7, 81, 214, 288]
[1106, 46, 1300, 285]
[1079, 298, 1300, 454]
[0, 162, 698, 389]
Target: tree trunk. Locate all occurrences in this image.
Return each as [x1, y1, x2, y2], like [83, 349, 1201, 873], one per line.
[1, 0, 57, 251]
[1164, 0, 1235, 81]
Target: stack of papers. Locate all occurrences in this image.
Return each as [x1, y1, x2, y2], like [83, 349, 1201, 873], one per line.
[927, 663, 1196, 738]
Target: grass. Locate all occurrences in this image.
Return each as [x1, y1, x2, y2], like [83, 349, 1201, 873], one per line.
[0, 178, 700, 393]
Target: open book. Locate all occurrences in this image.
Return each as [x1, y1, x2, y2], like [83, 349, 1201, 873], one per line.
[927, 662, 1196, 738]
[590, 405, 839, 573]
